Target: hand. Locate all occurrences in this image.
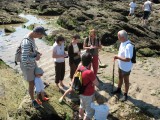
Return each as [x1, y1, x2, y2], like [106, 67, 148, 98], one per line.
[90, 45, 95, 49]
[114, 55, 119, 60]
[36, 54, 41, 61]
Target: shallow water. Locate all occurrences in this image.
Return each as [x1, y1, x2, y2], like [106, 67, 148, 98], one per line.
[0, 13, 59, 69]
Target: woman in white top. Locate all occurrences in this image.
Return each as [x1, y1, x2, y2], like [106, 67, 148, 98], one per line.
[68, 35, 83, 80]
[52, 36, 68, 88]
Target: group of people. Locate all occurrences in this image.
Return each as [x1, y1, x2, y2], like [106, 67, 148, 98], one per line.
[128, 0, 152, 26]
[19, 26, 134, 120]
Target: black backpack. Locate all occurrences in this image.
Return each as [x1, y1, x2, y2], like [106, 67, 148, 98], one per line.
[126, 42, 136, 63]
[72, 68, 90, 95]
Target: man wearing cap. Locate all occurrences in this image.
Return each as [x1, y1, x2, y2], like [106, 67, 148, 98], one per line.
[20, 26, 47, 108]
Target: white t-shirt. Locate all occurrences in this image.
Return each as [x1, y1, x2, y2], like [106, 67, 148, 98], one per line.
[91, 103, 109, 120]
[35, 77, 44, 93]
[73, 44, 79, 53]
[118, 40, 133, 72]
[129, 2, 136, 10]
[52, 42, 65, 63]
[144, 1, 152, 11]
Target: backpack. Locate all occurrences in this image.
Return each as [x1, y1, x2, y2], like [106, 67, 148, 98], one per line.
[126, 42, 136, 63]
[72, 68, 90, 95]
[15, 38, 33, 65]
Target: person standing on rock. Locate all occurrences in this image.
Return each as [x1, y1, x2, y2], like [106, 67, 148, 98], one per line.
[142, 0, 152, 26]
[20, 26, 47, 108]
[68, 34, 83, 81]
[83, 29, 102, 76]
[128, 0, 137, 16]
[113, 30, 134, 102]
[78, 53, 99, 120]
[52, 36, 68, 88]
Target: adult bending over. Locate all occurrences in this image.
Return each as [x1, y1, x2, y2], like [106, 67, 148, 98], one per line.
[20, 26, 47, 108]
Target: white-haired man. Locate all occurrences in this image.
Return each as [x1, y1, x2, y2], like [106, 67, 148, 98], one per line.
[113, 30, 134, 102]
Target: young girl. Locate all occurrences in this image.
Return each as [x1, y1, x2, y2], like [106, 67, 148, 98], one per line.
[91, 91, 109, 120]
[35, 67, 49, 105]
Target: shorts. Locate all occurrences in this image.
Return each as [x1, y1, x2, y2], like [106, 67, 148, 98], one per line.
[143, 11, 150, 20]
[20, 63, 35, 81]
[79, 94, 95, 119]
[130, 8, 135, 14]
[55, 62, 65, 83]
[118, 68, 131, 76]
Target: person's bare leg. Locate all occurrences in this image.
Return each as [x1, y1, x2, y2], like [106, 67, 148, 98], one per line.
[79, 108, 84, 119]
[59, 80, 64, 87]
[118, 70, 123, 88]
[41, 92, 45, 99]
[83, 115, 91, 120]
[124, 75, 129, 94]
[59, 88, 72, 102]
[29, 81, 34, 100]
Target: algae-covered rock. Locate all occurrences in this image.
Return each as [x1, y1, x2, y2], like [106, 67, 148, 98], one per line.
[4, 26, 15, 33]
[138, 48, 156, 57]
[27, 24, 35, 30]
[0, 59, 73, 120]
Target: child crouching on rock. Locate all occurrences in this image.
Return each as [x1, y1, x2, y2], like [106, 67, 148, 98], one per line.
[91, 91, 109, 120]
[34, 67, 49, 105]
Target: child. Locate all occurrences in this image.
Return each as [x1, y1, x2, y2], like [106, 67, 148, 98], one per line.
[34, 67, 49, 105]
[91, 91, 109, 120]
[59, 62, 82, 103]
[128, 0, 137, 16]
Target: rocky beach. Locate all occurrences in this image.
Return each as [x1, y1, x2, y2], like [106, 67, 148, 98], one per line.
[0, 0, 160, 120]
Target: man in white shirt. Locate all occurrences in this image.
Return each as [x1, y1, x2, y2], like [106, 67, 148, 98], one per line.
[113, 30, 134, 102]
[128, 0, 137, 16]
[142, 0, 152, 26]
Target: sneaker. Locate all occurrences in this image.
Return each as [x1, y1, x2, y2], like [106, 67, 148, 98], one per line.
[120, 94, 128, 102]
[59, 97, 63, 103]
[32, 100, 40, 108]
[35, 99, 42, 105]
[43, 97, 49, 101]
[111, 88, 121, 94]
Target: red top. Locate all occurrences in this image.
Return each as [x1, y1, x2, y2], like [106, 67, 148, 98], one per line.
[80, 66, 96, 96]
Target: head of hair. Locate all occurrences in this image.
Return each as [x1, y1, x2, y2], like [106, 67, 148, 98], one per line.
[56, 36, 65, 44]
[118, 30, 128, 40]
[95, 91, 107, 105]
[89, 29, 96, 36]
[72, 34, 80, 40]
[81, 53, 92, 67]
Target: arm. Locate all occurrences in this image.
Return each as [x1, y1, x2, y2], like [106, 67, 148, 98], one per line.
[68, 44, 74, 62]
[114, 55, 131, 62]
[52, 51, 65, 58]
[83, 38, 91, 50]
[93, 77, 99, 87]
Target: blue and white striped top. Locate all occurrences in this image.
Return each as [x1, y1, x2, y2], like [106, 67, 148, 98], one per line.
[21, 37, 37, 69]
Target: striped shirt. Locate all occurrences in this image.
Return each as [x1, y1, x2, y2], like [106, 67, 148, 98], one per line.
[21, 37, 37, 69]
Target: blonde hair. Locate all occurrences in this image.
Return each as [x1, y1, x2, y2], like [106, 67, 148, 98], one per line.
[89, 29, 96, 36]
[95, 91, 107, 105]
